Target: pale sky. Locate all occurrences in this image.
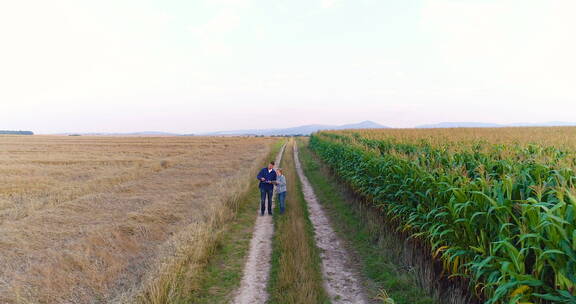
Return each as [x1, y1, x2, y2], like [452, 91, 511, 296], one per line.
[1, 0, 575, 134]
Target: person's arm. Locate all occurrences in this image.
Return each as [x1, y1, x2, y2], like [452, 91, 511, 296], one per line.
[257, 169, 265, 181]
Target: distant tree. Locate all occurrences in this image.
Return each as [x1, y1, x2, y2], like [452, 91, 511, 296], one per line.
[0, 130, 34, 135]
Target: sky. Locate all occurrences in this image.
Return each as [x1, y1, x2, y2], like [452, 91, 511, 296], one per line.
[1, 0, 575, 134]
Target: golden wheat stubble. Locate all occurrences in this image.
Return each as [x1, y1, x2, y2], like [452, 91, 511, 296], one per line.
[0, 135, 275, 304]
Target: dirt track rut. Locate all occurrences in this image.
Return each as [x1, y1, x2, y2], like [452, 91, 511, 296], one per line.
[294, 143, 367, 304]
[232, 144, 285, 304]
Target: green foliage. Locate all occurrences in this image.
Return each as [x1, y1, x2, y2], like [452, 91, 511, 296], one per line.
[310, 132, 576, 304]
[298, 139, 437, 304]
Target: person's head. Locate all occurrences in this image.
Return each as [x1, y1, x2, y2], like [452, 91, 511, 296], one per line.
[268, 161, 275, 170]
[276, 168, 283, 176]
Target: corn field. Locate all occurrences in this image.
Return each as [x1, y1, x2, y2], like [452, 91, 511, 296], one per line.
[309, 128, 576, 304]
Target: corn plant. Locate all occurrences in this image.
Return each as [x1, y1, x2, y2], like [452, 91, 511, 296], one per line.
[310, 130, 576, 304]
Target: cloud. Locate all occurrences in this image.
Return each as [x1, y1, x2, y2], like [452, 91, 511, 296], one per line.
[420, 0, 576, 96]
[320, 0, 337, 9]
[206, 0, 252, 7]
[186, 8, 245, 56]
[188, 9, 241, 37]
[154, 11, 175, 23]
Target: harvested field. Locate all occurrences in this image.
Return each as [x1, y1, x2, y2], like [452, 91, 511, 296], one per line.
[0, 135, 276, 303]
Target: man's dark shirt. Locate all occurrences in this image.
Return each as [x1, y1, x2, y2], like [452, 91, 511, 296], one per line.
[257, 167, 277, 191]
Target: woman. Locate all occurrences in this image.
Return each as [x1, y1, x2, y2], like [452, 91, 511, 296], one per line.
[275, 168, 287, 214]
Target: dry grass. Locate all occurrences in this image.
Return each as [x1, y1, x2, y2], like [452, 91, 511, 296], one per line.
[0, 135, 276, 304]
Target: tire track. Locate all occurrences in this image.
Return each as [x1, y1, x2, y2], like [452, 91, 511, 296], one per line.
[232, 143, 286, 304]
[293, 143, 368, 304]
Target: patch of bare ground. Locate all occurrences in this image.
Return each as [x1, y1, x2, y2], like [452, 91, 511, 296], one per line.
[293, 143, 368, 304]
[0, 136, 276, 303]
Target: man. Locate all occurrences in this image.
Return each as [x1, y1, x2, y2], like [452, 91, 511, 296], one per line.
[256, 161, 277, 215]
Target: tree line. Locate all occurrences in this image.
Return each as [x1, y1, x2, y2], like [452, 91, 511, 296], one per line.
[0, 130, 34, 135]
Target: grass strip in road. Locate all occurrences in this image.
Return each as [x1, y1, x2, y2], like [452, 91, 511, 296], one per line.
[171, 140, 285, 304]
[268, 140, 329, 304]
[183, 185, 262, 304]
[297, 138, 437, 304]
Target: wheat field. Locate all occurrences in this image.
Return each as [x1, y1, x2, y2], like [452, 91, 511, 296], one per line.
[0, 135, 276, 303]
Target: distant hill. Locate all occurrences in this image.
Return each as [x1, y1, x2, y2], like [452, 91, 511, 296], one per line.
[506, 121, 576, 127]
[416, 121, 576, 129]
[0, 130, 34, 135]
[203, 120, 389, 136]
[50, 120, 576, 137]
[416, 122, 502, 129]
[52, 121, 386, 137]
[57, 131, 183, 136]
